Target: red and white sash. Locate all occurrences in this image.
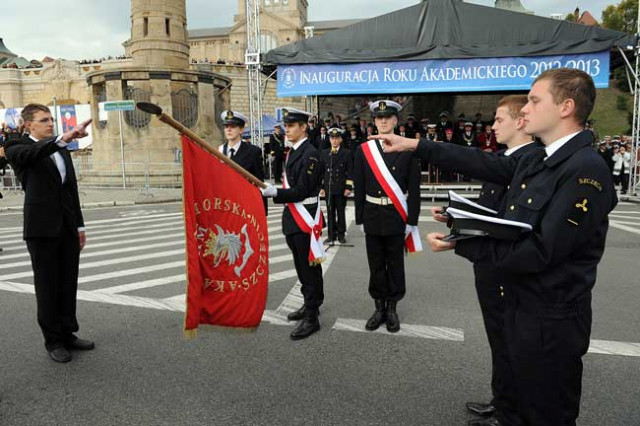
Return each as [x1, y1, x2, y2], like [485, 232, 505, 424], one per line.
[283, 173, 325, 264]
[361, 140, 423, 253]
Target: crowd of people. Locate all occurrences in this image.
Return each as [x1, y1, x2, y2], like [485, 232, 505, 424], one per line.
[597, 134, 634, 194]
[190, 58, 245, 66]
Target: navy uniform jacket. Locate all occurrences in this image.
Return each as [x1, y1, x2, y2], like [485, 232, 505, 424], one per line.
[221, 141, 267, 215]
[354, 139, 421, 236]
[320, 147, 353, 195]
[5, 136, 84, 239]
[273, 139, 324, 235]
[476, 143, 541, 212]
[415, 131, 616, 308]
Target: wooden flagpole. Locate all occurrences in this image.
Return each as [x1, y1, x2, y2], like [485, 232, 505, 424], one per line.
[136, 102, 267, 189]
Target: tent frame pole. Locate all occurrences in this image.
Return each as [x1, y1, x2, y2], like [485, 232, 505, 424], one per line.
[245, 0, 264, 159]
[629, 4, 640, 197]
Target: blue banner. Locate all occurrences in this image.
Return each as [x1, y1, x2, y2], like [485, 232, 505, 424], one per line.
[277, 51, 610, 97]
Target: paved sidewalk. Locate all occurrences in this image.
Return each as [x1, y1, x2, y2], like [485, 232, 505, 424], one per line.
[0, 188, 183, 212]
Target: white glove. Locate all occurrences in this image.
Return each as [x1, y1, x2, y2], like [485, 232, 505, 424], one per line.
[359, 224, 365, 234]
[405, 224, 412, 237]
[261, 183, 278, 198]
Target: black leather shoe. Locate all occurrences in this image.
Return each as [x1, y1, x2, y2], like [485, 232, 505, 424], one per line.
[386, 300, 400, 333]
[365, 300, 386, 331]
[468, 417, 501, 426]
[324, 237, 335, 245]
[48, 347, 72, 363]
[287, 306, 307, 321]
[65, 337, 95, 350]
[338, 236, 346, 244]
[290, 317, 320, 340]
[466, 402, 496, 417]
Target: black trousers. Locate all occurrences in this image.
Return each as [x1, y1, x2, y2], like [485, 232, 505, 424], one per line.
[26, 225, 81, 351]
[326, 194, 346, 239]
[365, 233, 405, 301]
[473, 268, 518, 425]
[504, 298, 591, 426]
[273, 157, 284, 183]
[285, 232, 324, 313]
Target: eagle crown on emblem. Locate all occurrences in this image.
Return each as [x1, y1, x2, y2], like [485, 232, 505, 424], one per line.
[226, 111, 234, 120]
[282, 108, 289, 117]
[379, 101, 387, 111]
[204, 225, 242, 268]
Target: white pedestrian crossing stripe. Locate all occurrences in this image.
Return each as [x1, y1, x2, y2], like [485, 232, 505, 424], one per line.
[1, 204, 640, 357]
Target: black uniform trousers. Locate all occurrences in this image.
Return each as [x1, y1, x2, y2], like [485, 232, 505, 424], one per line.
[504, 293, 591, 426]
[473, 266, 519, 425]
[326, 194, 347, 239]
[26, 222, 80, 351]
[285, 232, 324, 313]
[365, 233, 405, 301]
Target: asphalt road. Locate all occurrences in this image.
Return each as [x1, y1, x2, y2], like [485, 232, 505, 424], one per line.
[0, 201, 638, 426]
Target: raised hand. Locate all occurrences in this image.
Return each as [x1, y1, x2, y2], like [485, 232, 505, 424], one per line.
[62, 119, 93, 143]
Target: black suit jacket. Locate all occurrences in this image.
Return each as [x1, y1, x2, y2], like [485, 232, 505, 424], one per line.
[221, 141, 267, 215]
[320, 147, 353, 194]
[354, 140, 421, 235]
[273, 139, 324, 235]
[5, 135, 84, 239]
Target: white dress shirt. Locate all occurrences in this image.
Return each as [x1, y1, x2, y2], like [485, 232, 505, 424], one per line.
[219, 140, 242, 157]
[544, 132, 580, 160]
[504, 141, 534, 157]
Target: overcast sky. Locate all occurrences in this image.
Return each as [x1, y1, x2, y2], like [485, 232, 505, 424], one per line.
[0, 0, 617, 61]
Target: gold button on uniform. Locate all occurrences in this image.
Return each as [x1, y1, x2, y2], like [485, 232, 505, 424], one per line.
[378, 190, 381, 195]
[510, 205, 515, 211]
[521, 183, 526, 189]
[500, 292, 505, 297]
[500, 286, 504, 291]
[491, 190, 495, 194]
[527, 198, 532, 204]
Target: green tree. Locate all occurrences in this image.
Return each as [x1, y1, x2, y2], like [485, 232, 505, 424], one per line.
[601, 0, 638, 33]
[566, 12, 576, 21]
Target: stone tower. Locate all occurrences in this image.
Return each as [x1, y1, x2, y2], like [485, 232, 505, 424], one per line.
[86, 0, 231, 186]
[129, 0, 190, 68]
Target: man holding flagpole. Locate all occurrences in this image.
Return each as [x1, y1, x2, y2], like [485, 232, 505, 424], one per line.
[260, 108, 325, 340]
[353, 100, 421, 333]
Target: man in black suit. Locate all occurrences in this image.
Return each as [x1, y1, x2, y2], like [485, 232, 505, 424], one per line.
[269, 125, 285, 183]
[320, 128, 353, 244]
[435, 111, 454, 142]
[354, 100, 421, 333]
[260, 107, 325, 340]
[218, 110, 267, 215]
[4, 103, 93, 363]
[315, 125, 329, 151]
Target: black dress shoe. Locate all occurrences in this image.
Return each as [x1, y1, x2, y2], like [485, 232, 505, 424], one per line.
[466, 402, 496, 417]
[386, 300, 400, 333]
[324, 237, 335, 245]
[287, 306, 318, 322]
[365, 300, 386, 331]
[48, 347, 72, 363]
[338, 236, 346, 244]
[468, 417, 501, 426]
[290, 317, 320, 340]
[65, 337, 95, 350]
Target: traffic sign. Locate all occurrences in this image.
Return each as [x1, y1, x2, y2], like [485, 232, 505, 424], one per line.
[103, 100, 136, 112]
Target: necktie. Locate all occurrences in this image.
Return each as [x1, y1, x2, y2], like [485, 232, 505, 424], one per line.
[229, 148, 235, 159]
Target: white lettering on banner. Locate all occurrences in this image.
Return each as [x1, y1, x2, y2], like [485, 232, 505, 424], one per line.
[287, 53, 607, 92]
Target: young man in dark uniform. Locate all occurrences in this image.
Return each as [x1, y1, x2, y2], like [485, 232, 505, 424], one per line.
[377, 69, 616, 426]
[320, 128, 353, 244]
[218, 110, 267, 215]
[261, 108, 325, 340]
[354, 100, 421, 333]
[269, 124, 285, 183]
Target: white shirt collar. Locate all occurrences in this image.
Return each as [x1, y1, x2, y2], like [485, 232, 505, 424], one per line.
[544, 132, 580, 159]
[291, 137, 307, 151]
[227, 140, 242, 153]
[504, 141, 534, 157]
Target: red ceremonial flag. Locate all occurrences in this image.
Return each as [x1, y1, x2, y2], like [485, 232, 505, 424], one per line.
[181, 135, 269, 337]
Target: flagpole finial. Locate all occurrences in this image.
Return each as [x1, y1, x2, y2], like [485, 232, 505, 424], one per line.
[136, 102, 163, 116]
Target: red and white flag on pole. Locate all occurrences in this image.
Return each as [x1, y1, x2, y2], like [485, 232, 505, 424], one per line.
[181, 135, 269, 337]
[361, 140, 423, 253]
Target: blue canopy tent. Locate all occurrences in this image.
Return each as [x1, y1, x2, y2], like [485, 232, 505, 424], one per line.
[242, 114, 282, 138]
